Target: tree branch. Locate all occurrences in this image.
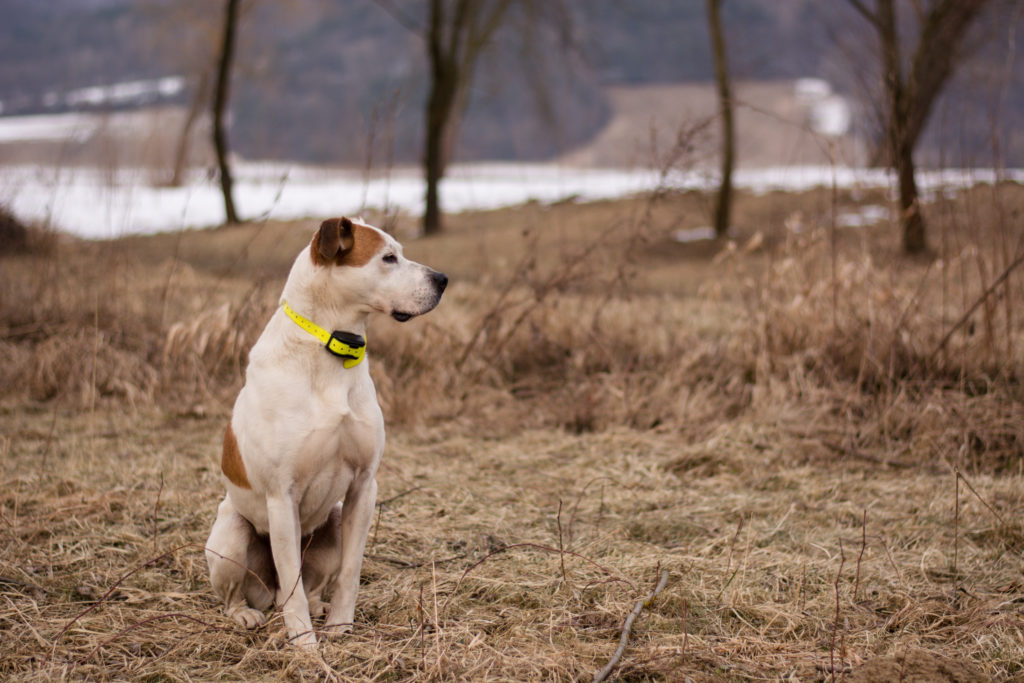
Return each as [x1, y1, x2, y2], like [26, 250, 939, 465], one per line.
[932, 249, 1024, 356]
[368, 0, 423, 35]
[903, 0, 989, 147]
[462, 0, 514, 72]
[592, 570, 670, 683]
[845, 0, 882, 30]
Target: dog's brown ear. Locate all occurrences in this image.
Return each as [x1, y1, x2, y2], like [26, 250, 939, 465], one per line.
[312, 217, 355, 265]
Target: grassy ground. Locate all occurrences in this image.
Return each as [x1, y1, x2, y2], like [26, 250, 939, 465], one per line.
[2, 183, 1024, 681]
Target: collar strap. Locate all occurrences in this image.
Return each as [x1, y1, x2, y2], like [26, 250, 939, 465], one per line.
[281, 300, 366, 369]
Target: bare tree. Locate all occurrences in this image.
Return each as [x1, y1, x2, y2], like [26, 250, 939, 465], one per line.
[423, 0, 514, 235]
[372, 0, 570, 234]
[706, 0, 733, 240]
[213, 0, 242, 224]
[846, 0, 989, 254]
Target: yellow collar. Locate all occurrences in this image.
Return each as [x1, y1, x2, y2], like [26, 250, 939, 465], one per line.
[281, 300, 366, 369]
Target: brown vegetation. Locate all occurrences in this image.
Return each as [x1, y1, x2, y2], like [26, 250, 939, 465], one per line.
[2, 183, 1024, 679]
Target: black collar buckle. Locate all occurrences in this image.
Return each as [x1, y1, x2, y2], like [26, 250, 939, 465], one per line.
[325, 330, 366, 360]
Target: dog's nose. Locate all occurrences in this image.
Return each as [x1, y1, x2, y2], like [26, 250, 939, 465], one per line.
[432, 271, 448, 293]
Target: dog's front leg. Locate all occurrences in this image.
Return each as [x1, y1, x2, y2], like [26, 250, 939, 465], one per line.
[266, 494, 317, 648]
[324, 475, 377, 636]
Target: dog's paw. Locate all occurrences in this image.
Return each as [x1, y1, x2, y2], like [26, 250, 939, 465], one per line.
[307, 596, 327, 618]
[322, 620, 353, 639]
[289, 629, 319, 649]
[228, 605, 267, 629]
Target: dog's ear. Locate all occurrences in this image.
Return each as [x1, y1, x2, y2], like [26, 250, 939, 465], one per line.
[312, 217, 355, 265]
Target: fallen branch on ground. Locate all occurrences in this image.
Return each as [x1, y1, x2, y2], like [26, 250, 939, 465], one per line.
[592, 569, 669, 683]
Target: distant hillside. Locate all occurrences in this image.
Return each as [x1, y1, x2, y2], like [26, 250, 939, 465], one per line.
[559, 81, 863, 169]
[0, 0, 1021, 166]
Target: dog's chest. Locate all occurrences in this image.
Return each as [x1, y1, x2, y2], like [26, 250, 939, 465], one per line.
[290, 395, 383, 525]
[230, 356, 384, 533]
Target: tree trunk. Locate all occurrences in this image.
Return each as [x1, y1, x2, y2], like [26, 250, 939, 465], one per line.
[896, 140, 926, 253]
[707, 0, 733, 239]
[423, 0, 459, 236]
[170, 71, 209, 188]
[424, 76, 458, 236]
[213, 0, 241, 225]
[419, 0, 514, 235]
[853, 0, 989, 254]
[875, 0, 926, 253]
[423, 89, 447, 236]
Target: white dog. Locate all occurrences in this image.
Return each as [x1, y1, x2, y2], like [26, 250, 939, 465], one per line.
[206, 217, 447, 647]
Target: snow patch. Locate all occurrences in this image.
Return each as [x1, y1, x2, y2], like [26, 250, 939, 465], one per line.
[672, 227, 717, 243]
[1, 162, 1021, 239]
[64, 76, 185, 108]
[0, 112, 96, 142]
[836, 204, 888, 228]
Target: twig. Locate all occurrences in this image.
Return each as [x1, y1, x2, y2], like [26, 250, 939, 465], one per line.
[954, 467, 960, 591]
[368, 554, 418, 568]
[367, 553, 465, 569]
[556, 499, 569, 589]
[431, 560, 441, 670]
[152, 473, 164, 549]
[580, 577, 641, 595]
[371, 502, 383, 549]
[314, 651, 342, 683]
[373, 486, 422, 549]
[592, 570, 669, 683]
[846, 0, 882, 31]
[955, 467, 1009, 529]
[854, 510, 866, 603]
[829, 539, 846, 683]
[51, 543, 197, 657]
[715, 517, 745, 601]
[680, 596, 688, 664]
[932, 249, 1024, 356]
[567, 476, 614, 547]
[454, 248, 537, 371]
[377, 486, 424, 508]
[39, 403, 59, 476]
[417, 584, 426, 672]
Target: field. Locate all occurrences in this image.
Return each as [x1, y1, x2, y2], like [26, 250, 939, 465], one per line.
[2, 182, 1024, 681]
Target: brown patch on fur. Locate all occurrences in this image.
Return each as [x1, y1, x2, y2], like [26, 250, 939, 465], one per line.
[343, 223, 387, 266]
[222, 423, 251, 489]
[310, 217, 385, 267]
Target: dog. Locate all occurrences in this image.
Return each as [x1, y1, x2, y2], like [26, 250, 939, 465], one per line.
[205, 217, 447, 647]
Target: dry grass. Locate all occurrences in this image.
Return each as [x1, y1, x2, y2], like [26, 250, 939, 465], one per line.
[2, 182, 1024, 680]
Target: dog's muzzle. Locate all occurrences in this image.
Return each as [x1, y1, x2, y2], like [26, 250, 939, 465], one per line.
[391, 270, 448, 323]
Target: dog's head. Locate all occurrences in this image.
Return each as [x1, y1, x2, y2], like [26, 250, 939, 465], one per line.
[309, 217, 447, 321]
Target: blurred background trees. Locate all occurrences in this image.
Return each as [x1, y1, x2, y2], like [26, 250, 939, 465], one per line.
[845, 0, 992, 254]
[420, 0, 517, 235]
[374, 0, 575, 234]
[8, 1, 1019, 166]
[0, 0, 1021, 244]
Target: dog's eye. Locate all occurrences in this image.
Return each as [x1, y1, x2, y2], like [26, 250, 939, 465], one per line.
[382, 254, 398, 264]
